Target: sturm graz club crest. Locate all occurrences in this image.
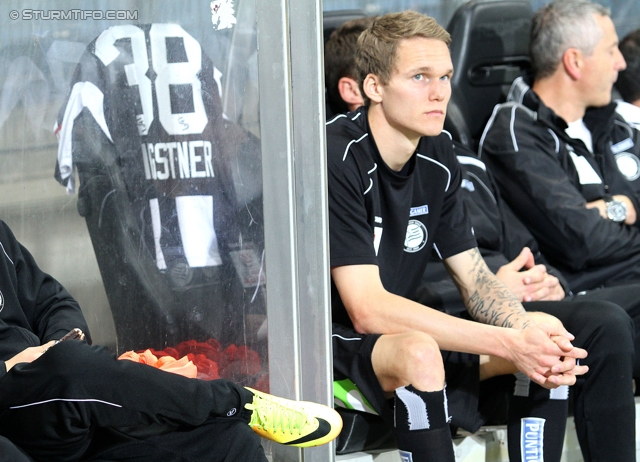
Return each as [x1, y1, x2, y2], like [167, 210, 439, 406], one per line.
[404, 219, 428, 253]
[615, 152, 640, 181]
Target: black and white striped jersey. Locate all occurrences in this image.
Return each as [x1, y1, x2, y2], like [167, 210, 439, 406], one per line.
[54, 24, 239, 272]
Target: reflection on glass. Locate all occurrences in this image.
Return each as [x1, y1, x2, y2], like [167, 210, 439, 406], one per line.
[0, 0, 267, 391]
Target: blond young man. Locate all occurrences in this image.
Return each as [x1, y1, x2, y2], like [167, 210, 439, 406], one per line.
[326, 11, 586, 462]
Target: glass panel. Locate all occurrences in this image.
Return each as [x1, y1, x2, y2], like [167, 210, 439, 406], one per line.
[322, 0, 640, 38]
[0, 0, 268, 392]
[321, 0, 467, 26]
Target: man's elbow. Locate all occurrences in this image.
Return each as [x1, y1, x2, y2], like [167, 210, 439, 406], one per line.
[346, 304, 380, 335]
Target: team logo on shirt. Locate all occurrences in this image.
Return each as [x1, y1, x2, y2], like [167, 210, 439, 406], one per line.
[399, 451, 414, 462]
[615, 152, 640, 181]
[404, 220, 428, 253]
[0, 290, 3, 313]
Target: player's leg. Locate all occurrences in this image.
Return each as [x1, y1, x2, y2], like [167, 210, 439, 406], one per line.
[442, 324, 569, 462]
[567, 283, 640, 377]
[372, 331, 454, 462]
[510, 310, 571, 460]
[530, 298, 635, 462]
[0, 340, 340, 460]
[84, 418, 268, 462]
[332, 324, 454, 462]
[506, 373, 569, 462]
[2, 340, 246, 459]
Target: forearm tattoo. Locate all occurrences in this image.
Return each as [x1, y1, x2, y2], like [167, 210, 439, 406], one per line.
[463, 249, 532, 329]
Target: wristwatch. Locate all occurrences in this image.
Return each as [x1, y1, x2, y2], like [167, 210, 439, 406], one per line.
[604, 195, 627, 222]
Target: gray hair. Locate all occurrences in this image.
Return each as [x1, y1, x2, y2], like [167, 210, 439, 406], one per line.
[530, 0, 611, 79]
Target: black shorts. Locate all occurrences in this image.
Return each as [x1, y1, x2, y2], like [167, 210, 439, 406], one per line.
[332, 323, 391, 421]
[332, 323, 510, 432]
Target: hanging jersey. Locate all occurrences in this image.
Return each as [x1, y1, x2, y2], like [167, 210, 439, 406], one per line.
[54, 24, 238, 271]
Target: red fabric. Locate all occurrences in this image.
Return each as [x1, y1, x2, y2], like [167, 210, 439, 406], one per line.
[220, 344, 262, 376]
[131, 338, 266, 386]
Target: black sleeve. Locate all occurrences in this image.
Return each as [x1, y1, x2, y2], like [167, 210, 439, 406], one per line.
[481, 105, 640, 271]
[587, 110, 640, 220]
[499, 201, 570, 293]
[614, 116, 640, 222]
[431, 149, 477, 260]
[1, 221, 91, 344]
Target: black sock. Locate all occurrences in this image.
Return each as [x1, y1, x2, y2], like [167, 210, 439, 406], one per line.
[394, 385, 455, 462]
[507, 373, 569, 462]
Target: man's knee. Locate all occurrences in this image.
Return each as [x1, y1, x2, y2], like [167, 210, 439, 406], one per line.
[0, 436, 32, 462]
[585, 301, 634, 349]
[561, 300, 636, 376]
[540, 300, 634, 351]
[372, 331, 444, 392]
[38, 340, 109, 386]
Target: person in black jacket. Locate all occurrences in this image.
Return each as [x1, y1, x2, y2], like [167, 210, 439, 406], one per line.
[418, 147, 639, 462]
[480, 0, 640, 292]
[0, 220, 341, 461]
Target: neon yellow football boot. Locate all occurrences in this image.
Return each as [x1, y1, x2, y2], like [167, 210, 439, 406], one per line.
[245, 387, 343, 448]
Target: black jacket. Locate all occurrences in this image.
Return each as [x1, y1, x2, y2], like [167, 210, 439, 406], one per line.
[419, 146, 569, 313]
[0, 221, 90, 379]
[479, 77, 640, 291]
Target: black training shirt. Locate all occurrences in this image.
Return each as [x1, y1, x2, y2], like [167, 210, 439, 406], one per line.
[326, 107, 477, 328]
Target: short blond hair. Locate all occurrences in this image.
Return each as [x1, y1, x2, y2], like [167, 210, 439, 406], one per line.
[355, 11, 450, 104]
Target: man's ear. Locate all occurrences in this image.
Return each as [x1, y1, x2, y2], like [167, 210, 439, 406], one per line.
[338, 77, 365, 110]
[362, 73, 383, 104]
[562, 48, 583, 80]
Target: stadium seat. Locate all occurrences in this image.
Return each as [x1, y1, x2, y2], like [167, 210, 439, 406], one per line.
[323, 9, 367, 44]
[445, 0, 533, 150]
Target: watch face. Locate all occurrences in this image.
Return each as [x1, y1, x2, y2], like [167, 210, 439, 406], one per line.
[607, 200, 627, 222]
